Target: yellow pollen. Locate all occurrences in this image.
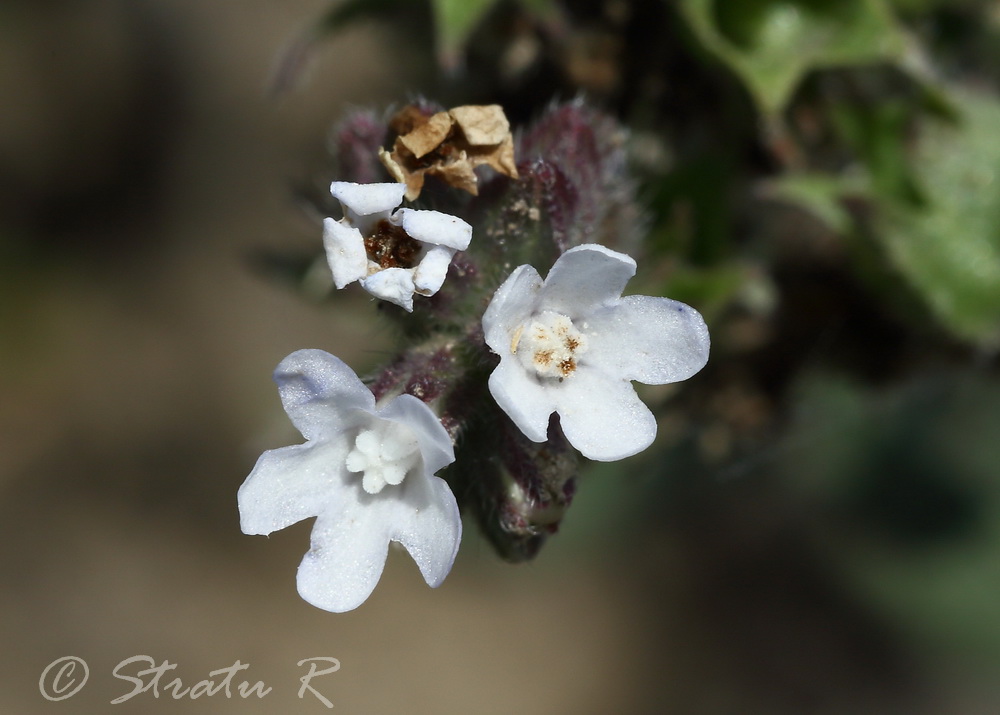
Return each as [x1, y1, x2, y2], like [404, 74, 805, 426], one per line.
[534, 350, 553, 367]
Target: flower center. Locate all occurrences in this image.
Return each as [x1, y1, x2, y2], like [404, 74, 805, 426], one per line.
[364, 219, 422, 269]
[513, 311, 589, 380]
[344, 420, 421, 494]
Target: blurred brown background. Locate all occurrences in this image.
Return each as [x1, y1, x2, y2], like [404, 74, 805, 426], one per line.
[2, 1, 1000, 713]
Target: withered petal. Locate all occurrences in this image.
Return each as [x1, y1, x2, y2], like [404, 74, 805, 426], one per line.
[399, 111, 454, 159]
[449, 105, 511, 146]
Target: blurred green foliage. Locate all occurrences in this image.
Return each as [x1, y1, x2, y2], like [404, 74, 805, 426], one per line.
[783, 372, 1000, 668]
[880, 90, 1000, 346]
[679, 0, 906, 115]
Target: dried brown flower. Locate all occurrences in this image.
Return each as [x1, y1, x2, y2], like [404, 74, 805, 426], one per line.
[379, 104, 518, 200]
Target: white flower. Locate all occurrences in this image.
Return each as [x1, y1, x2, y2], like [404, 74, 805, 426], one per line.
[238, 349, 461, 612]
[482, 244, 710, 461]
[322, 181, 473, 311]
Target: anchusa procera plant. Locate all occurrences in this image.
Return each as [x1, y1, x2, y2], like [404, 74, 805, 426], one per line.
[238, 100, 710, 611]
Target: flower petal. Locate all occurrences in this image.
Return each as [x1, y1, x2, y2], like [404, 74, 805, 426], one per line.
[552, 365, 657, 461]
[412, 245, 454, 295]
[361, 268, 416, 311]
[238, 440, 349, 535]
[386, 474, 462, 588]
[329, 181, 405, 233]
[296, 494, 390, 612]
[322, 218, 367, 289]
[395, 208, 472, 250]
[539, 244, 636, 318]
[482, 264, 543, 353]
[377, 394, 455, 476]
[584, 295, 710, 384]
[275, 349, 375, 441]
[487, 357, 554, 442]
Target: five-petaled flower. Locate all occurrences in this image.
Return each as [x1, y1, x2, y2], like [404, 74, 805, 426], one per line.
[322, 181, 472, 311]
[482, 244, 710, 461]
[238, 349, 462, 612]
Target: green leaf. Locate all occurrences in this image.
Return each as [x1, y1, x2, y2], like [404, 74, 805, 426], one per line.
[878, 90, 1000, 346]
[763, 172, 866, 235]
[831, 97, 924, 205]
[677, 0, 907, 115]
[430, 0, 499, 68]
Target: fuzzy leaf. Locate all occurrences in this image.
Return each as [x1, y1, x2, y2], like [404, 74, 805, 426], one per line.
[677, 0, 906, 115]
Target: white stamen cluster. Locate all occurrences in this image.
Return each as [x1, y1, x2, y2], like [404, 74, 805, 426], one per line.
[345, 423, 421, 494]
[514, 311, 589, 380]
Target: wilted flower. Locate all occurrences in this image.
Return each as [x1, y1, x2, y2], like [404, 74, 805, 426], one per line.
[379, 104, 518, 201]
[482, 244, 710, 461]
[238, 349, 461, 612]
[322, 181, 472, 311]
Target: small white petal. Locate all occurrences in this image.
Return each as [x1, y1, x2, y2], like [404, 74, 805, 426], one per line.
[412, 245, 455, 295]
[487, 358, 554, 442]
[384, 473, 462, 588]
[238, 441, 349, 535]
[553, 365, 657, 461]
[360, 268, 416, 311]
[585, 295, 710, 384]
[482, 264, 543, 353]
[330, 181, 405, 233]
[395, 208, 473, 250]
[296, 497, 390, 613]
[295, 445, 461, 613]
[322, 218, 368, 289]
[539, 244, 636, 318]
[275, 350, 375, 441]
[378, 394, 455, 476]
